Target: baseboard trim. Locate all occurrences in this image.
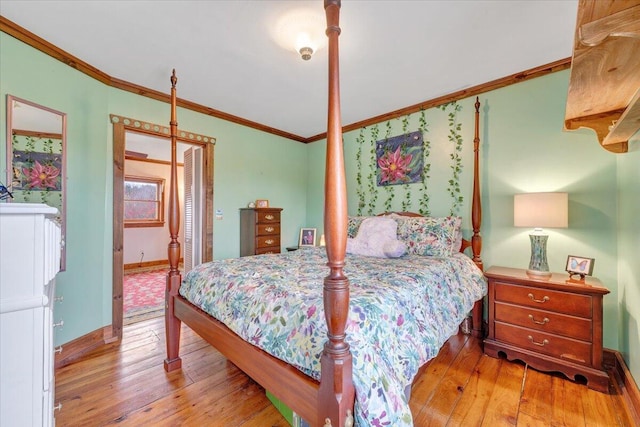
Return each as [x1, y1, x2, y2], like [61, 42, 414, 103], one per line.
[604, 348, 640, 424]
[55, 325, 117, 369]
[124, 259, 169, 271]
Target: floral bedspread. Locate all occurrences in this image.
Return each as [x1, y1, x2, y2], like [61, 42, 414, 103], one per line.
[180, 247, 487, 426]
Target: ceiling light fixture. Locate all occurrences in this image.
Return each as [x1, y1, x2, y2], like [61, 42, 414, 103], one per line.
[272, 8, 326, 61]
[299, 46, 313, 61]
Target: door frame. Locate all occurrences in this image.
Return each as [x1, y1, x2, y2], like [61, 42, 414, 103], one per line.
[111, 114, 215, 340]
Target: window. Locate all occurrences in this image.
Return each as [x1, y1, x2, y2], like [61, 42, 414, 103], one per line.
[124, 175, 165, 227]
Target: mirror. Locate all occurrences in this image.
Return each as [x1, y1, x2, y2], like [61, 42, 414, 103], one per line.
[6, 95, 67, 270]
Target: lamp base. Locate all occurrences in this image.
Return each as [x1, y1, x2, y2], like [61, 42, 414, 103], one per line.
[527, 232, 551, 279]
[526, 268, 552, 279]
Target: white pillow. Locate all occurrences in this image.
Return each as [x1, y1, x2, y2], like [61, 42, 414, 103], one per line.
[346, 217, 407, 258]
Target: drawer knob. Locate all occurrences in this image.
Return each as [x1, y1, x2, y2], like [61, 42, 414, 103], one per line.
[265, 239, 274, 245]
[528, 314, 550, 325]
[527, 293, 550, 304]
[265, 226, 274, 232]
[528, 335, 549, 347]
[265, 214, 274, 220]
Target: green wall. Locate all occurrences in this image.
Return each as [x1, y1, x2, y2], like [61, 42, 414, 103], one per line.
[307, 71, 639, 385]
[1, 32, 308, 346]
[617, 142, 640, 386]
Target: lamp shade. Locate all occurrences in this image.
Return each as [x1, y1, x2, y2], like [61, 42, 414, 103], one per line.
[514, 192, 568, 229]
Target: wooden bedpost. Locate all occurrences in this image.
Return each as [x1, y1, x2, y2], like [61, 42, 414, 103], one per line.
[164, 69, 183, 372]
[471, 96, 484, 338]
[318, 1, 355, 426]
[471, 97, 483, 270]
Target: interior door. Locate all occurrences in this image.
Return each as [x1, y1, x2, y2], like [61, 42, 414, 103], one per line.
[183, 146, 204, 274]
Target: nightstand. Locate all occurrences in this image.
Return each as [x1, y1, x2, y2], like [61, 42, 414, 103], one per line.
[483, 266, 610, 392]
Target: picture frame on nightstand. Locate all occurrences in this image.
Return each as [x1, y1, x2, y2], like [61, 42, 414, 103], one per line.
[255, 199, 269, 208]
[566, 255, 595, 279]
[299, 228, 316, 247]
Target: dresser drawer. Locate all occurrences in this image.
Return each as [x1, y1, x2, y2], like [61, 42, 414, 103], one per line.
[256, 235, 280, 249]
[255, 246, 280, 255]
[495, 302, 592, 342]
[256, 210, 280, 224]
[494, 282, 592, 318]
[495, 322, 592, 365]
[256, 223, 280, 236]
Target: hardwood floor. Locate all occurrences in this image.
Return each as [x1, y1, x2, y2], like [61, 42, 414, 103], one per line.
[55, 316, 633, 426]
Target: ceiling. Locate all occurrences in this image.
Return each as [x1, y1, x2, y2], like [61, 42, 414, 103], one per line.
[0, 1, 579, 140]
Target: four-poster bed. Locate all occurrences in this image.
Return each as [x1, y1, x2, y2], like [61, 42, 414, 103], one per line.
[163, 1, 485, 426]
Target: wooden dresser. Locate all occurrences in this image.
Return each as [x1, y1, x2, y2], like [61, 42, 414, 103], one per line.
[484, 266, 610, 392]
[1, 203, 62, 426]
[240, 207, 282, 256]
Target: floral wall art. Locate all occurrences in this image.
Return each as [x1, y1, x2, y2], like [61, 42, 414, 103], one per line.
[354, 101, 464, 216]
[10, 133, 63, 211]
[376, 130, 423, 187]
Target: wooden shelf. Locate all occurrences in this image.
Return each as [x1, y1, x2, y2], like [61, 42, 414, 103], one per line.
[564, 1, 640, 153]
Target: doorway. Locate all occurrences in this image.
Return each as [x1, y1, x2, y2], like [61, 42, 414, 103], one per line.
[111, 114, 214, 339]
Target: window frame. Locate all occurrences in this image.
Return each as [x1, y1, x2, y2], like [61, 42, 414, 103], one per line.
[123, 175, 165, 228]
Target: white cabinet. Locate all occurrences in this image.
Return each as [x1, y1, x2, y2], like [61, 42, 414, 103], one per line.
[1, 203, 62, 427]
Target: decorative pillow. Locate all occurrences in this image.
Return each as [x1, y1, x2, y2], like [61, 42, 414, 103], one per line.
[391, 215, 462, 257]
[452, 220, 464, 253]
[347, 216, 367, 238]
[346, 216, 407, 258]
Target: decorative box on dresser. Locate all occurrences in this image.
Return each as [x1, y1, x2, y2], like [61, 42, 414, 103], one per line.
[240, 207, 283, 256]
[0, 203, 62, 426]
[484, 266, 610, 392]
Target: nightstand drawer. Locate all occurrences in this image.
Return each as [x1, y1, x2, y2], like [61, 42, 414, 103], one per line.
[256, 211, 280, 223]
[495, 302, 592, 341]
[495, 322, 591, 365]
[494, 282, 592, 318]
[256, 224, 280, 236]
[256, 235, 280, 249]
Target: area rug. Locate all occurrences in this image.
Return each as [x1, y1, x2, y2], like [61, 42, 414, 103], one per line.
[123, 268, 166, 324]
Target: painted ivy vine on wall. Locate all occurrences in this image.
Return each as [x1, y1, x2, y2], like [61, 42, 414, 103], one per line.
[367, 124, 380, 215]
[352, 101, 464, 217]
[355, 127, 366, 215]
[438, 101, 464, 215]
[418, 109, 431, 216]
[401, 115, 412, 212]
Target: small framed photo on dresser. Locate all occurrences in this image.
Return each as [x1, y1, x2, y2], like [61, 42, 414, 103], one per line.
[566, 255, 595, 279]
[255, 199, 269, 208]
[299, 228, 316, 247]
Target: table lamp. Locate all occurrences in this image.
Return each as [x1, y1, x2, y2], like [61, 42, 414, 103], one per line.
[514, 192, 568, 278]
